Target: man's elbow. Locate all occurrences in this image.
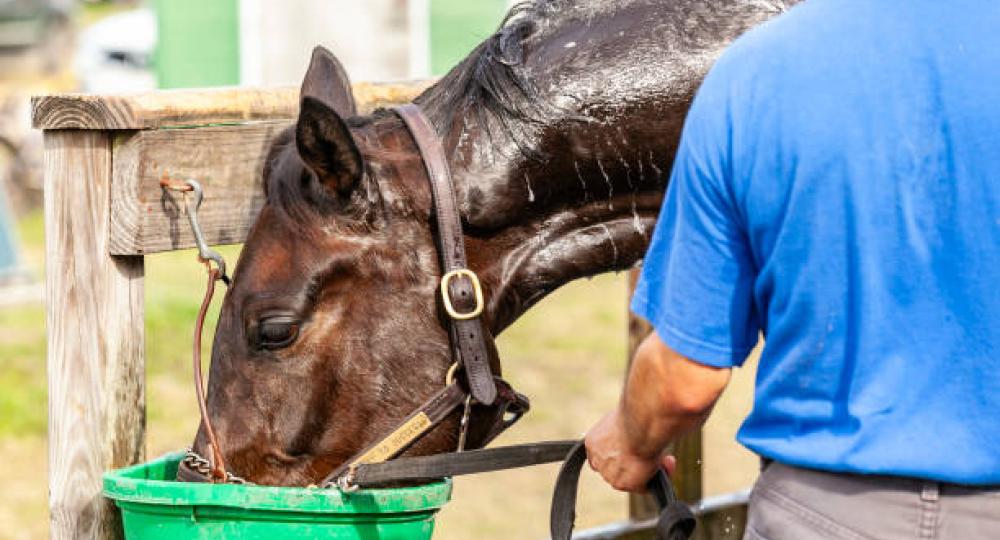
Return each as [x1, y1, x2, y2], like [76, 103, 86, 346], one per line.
[664, 369, 730, 418]
[640, 335, 732, 417]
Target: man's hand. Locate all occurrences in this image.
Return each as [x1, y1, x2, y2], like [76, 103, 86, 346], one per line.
[585, 407, 676, 492]
[585, 332, 731, 493]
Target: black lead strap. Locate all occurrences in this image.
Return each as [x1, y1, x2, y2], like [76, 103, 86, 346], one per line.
[550, 442, 695, 540]
[348, 439, 695, 540]
[348, 440, 577, 486]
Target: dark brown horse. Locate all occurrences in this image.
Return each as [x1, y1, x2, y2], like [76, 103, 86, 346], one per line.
[189, 0, 796, 486]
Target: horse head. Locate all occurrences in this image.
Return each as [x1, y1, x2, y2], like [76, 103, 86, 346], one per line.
[184, 46, 494, 485]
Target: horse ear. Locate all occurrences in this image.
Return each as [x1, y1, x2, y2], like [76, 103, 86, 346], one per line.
[296, 96, 363, 196]
[300, 46, 357, 118]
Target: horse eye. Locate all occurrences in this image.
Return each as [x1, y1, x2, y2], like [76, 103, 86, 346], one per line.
[257, 316, 300, 350]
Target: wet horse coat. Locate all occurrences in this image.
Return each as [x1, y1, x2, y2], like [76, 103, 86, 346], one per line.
[191, 0, 797, 486]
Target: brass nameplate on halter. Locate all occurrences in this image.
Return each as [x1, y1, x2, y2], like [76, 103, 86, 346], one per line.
[351, 412, 433, 466]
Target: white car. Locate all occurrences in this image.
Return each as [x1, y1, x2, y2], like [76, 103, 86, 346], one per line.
[74, 7, 156, 93]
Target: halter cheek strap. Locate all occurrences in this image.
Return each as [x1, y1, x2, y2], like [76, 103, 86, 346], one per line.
[317, 103, 520, 488]
[390, 103, 499, 406]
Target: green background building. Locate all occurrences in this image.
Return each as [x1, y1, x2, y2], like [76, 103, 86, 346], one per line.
[152, 0, 508, 88]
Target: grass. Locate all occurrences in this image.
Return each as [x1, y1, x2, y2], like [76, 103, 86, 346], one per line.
[0, 210, 44, 438]
[0, 209, 758, 540]
[0, 209, 634, 539]
[0, 212, 759, 540]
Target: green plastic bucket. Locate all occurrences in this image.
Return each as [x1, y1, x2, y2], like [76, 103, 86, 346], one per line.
[103, 452, 452, 540]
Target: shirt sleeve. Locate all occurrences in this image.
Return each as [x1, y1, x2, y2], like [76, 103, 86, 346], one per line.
[631, 64, 760, 368]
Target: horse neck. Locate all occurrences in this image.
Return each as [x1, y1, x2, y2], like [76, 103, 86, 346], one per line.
[449, 107, 678, 333]
[413, 0, 799, 332]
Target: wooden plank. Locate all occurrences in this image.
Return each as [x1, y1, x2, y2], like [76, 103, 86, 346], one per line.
[109, 121, 289, 254]
[625, 270, 703, 528]
[45, 130, 145, 540]
[32, 80, 432, 130]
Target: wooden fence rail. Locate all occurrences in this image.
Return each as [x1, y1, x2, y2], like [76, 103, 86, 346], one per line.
[35, 82, 749, 540]
[35, 82, 427, 540]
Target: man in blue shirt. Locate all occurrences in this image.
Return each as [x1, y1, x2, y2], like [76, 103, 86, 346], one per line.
[585, 1, 1000, 537]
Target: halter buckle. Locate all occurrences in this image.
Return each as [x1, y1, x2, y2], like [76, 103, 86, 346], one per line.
[440, 268, 484, 320]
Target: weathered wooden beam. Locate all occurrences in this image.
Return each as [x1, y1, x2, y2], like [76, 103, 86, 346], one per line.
[45, 130, 145, 540]
[32, 80, 432, 130]
[109, 121, 288, 255]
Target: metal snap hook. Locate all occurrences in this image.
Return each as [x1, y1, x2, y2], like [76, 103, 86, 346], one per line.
[335, 467, 361, 493]
[161, 177, 231, 285]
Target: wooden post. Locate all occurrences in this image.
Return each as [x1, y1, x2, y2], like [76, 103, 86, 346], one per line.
[35, 82, 430, 540]
[44, 130, 145, 540]
[625, 269, 703, 536]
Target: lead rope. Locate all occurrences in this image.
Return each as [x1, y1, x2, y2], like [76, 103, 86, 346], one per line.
[193, 265, 227, 481]
[162, 177, 235, 483]
[550, 441, 695, 540]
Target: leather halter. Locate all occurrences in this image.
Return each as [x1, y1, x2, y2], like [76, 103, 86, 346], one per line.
[318, 103, 525, 486]
[323, 105, 694, 540]
[179, 103, 523, 484]
[176, 102, 694, 540]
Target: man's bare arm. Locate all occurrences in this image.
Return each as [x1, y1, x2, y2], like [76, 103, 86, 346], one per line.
[585, 332, 732, 491]
[622, 332, 732, 457]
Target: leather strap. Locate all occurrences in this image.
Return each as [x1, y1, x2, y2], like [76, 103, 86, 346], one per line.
[550, 441, 695, 540]
[340, 437, 696, 540]
[391, 103, 498, 406]
[194, 266, 227, 481]
[323, 375, 530, 488]
[320, 382, 469, 487]
[348, 440, 577, 487]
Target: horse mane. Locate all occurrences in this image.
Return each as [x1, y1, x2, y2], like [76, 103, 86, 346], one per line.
[263, 1, 557, 218]
[414, 1, 560, 158]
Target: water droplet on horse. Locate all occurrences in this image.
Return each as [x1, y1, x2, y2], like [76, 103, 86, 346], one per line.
[524, 173, 536, 202]
[618, 155, 634, 190]
[596, 157, 613, 209]
[630, 196, 644, 236]
[564, 41, 577, 48]
[648, 150, 663, 178]
[573, 160, 590, 202]
[599, 224, 618, 265]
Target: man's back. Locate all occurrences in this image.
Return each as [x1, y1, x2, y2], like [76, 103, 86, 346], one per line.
[631, 0, 1000, 484]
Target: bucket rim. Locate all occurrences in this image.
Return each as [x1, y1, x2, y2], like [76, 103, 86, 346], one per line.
[103, 451, 452, 515]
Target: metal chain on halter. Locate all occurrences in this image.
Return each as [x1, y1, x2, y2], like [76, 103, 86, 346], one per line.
[446, 362, 474, 453]
[162, 176, 234, 483]
[182, 450, 250, 484]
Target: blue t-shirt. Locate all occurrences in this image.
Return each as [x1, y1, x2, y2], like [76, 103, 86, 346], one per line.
[632, 0, 1000, 485]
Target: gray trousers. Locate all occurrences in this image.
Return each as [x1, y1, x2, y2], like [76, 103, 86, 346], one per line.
[744, 462, 1000, 540]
